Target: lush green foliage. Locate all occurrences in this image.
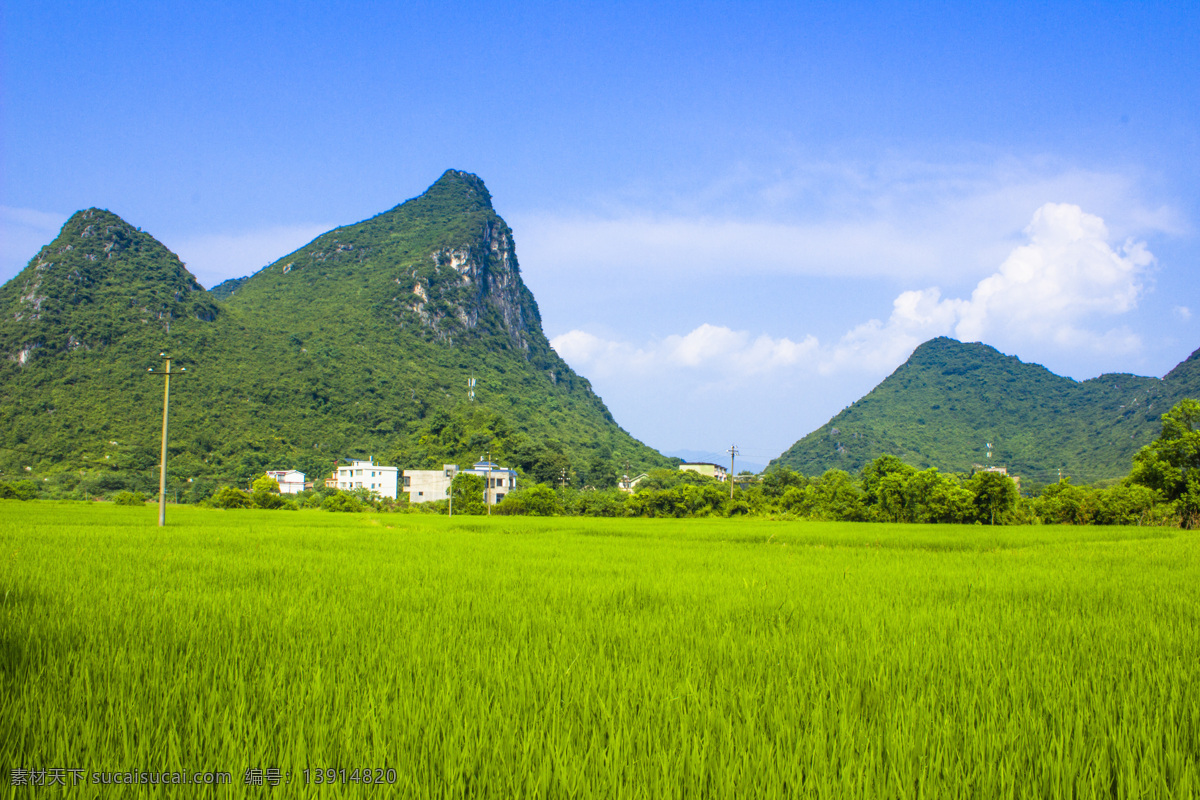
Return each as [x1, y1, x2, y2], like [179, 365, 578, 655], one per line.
[0, 172, 669, 498]
[449, 473, 487, 515]
[774, 337, 1200, 483]
[2, 504, 1197, 797]
[0, 480, 38, 501]
[1128, 398, 1200, 526]
[111, 490, 147, 506]
[210, 486, 250, 509]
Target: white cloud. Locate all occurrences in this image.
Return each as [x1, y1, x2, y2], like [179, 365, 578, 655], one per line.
[1174, 306, 1191, 321]
[0, 206, 69, 281]
[551, 324, 818, 380]
[556, 203, 1155, 385]
[822, 203, 1154, 371]
[513, 158, 1179, 286]
[820, 288, 965, 374]
[163, 224, 331, 290]
[954, 203, 1151, 343]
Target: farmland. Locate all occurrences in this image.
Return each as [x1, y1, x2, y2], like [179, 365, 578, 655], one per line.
[2, 503, 1198, 798]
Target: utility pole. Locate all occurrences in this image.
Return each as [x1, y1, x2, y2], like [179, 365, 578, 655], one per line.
[561, 467, 567, 492]
[727, 444, 739, 499]
[147, 353, 186, 527]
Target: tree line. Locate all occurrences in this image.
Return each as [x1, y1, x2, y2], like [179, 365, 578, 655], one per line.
[5, 399, 1199, 527]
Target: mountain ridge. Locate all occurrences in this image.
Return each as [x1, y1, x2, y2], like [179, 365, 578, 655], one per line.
[0, 172, 670, 496]
[771, 336, 1199, 484]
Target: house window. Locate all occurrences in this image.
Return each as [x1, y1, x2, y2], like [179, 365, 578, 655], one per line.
[403, 476, 411, 487]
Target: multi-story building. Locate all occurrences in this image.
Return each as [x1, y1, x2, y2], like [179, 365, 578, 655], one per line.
[335, 459, 399, 499]
[403, 464, 458, 503]
[466, 460, 517, 504]
[402, 460, 517, 505]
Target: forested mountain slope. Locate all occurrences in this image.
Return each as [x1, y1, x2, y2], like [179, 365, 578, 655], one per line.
[771, 337, 1200, 484]
[0, 171, 669, 496]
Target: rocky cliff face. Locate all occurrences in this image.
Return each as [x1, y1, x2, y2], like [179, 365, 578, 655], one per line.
[413, 217, 533, 351]
[224, 169, 548, 358]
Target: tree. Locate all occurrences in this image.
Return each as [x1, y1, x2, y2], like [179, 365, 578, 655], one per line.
[1036, 479, 1098, 525]
[1129, 399, 1200, 527]
[779, 470, 868, 521]
[450, 473, 487, 515]
[211, 486, 251, 509]
[761, 467, 808, 498]
[861, 455, 915, 508]
[321, 492, 364, 513]
[496, 484, 562, 516]
[250, 473, 284, 509]
[968, 470, 1018, 525]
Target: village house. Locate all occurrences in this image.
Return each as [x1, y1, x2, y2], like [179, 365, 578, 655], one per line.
[403, 464, 458, 503]
[403, 460, 517, 505]
[335, 459, 400, 499]
[679, 462, 727, 482]
[265, 469, 306, 495]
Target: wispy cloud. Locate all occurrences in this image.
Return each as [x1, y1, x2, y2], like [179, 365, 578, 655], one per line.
[554, 203, 1156, 382]
[552, 324, 818, 381]
[0, 206, 69, 281]
[514, 157, 1179, 285]
[0, 208, 332, 292]
[164, 225, 332, 290]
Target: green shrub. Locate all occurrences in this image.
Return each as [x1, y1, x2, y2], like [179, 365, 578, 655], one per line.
[0, 480, 40, 501]
[321, 492, 364, 513]
[112, 491, 147, 506]
[496, 484, 562, 516]
[210, 486, 251, 509]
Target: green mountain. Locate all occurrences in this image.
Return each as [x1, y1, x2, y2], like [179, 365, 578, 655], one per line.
[0, 171, 669, 497]
[771, 337, 1200, 484]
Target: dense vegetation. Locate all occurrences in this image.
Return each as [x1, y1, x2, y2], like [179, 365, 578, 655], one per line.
[773, 337, 1200, 483]
[37, 398, 1168, 528]
[7, 398, 1198, 528]
[3, 505, 1197, 797]
[0, 171, 670, 496]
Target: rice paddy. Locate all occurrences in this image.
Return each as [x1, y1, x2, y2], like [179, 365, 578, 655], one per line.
[2, 502, 1198, 798]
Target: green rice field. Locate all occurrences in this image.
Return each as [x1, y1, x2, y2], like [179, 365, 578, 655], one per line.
[2, 502, 1198, 798]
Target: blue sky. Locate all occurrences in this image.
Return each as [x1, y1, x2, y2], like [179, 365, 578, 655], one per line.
[4, 1, 1198, 466]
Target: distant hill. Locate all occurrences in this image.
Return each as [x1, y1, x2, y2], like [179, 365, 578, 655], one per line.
[0, 171, 670, 495]
[771, 337, 1200, 484]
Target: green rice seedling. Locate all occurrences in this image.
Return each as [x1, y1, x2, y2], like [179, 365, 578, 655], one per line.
[1, 503, 1197, 798]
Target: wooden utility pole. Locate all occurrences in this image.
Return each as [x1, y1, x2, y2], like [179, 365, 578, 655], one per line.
[147, 353, 186, 527]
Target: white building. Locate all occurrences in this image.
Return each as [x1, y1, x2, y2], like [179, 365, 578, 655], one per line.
[336, 459, 399, 499]
[403, 465, 458, 503]
[463, 460, 517, 504]
[266, 469, 306, 494]
[402, 460, 517, 505]
[679, 462, 727, 482]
